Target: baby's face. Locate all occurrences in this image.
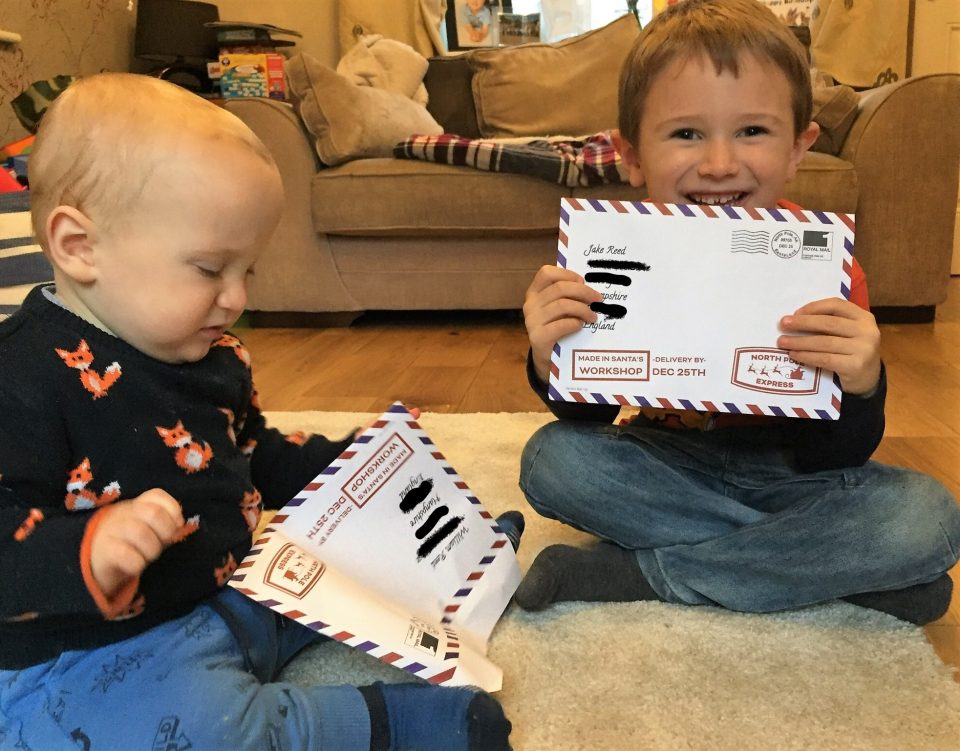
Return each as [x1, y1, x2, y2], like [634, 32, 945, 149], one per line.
[79, 139, 283, 363]
[620, 52, 816, 210]
[466, 0, 485, 12]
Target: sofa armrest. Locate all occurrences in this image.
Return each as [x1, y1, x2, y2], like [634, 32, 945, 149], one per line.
[837, 73, 960, 309]
[224, 98, 361, 314]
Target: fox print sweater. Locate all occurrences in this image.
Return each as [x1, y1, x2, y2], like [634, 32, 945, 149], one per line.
[0, 286, 352, 669]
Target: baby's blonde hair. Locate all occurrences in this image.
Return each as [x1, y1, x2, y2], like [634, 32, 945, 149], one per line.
[29, 72, 276, 250]
[618, 0, 813, 147]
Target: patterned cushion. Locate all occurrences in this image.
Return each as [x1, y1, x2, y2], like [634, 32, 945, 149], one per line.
[0, 191, 52, 321]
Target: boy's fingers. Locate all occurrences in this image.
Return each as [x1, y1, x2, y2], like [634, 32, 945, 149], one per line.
[527, 264, 584, 294]
[528, 295, 598, 327]
[785, 298, 876, 327]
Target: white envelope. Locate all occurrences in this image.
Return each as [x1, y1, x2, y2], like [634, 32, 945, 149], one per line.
[229, 403, 520, 691]
[549, 199, 856, 420]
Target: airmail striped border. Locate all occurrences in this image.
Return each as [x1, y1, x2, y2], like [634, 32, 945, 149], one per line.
[229, 402, 511, 685]
[552, 199, 854, 420]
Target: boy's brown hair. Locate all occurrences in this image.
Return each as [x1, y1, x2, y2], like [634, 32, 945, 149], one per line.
[618, 0, 813, 145]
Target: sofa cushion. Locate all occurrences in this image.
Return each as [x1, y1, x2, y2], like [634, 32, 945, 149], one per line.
[810, 84, 859, 155]
[313, 151, 858, 238]
[286, 52, 442, 167]
[423, 56, 480, 138]
[312, 158, 566, 235]
[468, 14, 640, 138]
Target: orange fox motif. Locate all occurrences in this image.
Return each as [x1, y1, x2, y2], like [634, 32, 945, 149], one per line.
[240, 438, 257, 458]
[171, 514, 201, 543]
[220, 408, 237, 445]
[64, 458, 121, 511]
[215, 552, 238, 586]
[156, 421, 213, 474]
[5, 611, 39, 623]
[55, 339, 122, 399]
[214, 334, 251, 368]
[14, 509, 44, 541]
[239, 489, 262, 532]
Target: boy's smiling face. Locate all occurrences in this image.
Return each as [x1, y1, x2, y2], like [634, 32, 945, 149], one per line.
[619, 52, 819, 209]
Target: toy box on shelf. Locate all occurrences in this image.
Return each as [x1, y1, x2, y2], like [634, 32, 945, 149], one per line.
[213, 53, 286, 99]
[205, 21, 300, 100]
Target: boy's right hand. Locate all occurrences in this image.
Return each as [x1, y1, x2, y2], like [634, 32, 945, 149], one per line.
[523, 265, 603, 384]
[89, 489, 185, 598]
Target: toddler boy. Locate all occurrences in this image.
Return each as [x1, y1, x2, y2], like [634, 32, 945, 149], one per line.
[0, 73, 512, 750]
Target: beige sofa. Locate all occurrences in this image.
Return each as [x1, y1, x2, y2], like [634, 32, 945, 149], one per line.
[225, 22, 960, 325]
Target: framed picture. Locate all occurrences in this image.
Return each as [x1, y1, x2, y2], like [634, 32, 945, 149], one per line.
[498, 11, 540, 46]
[446, 0, 503, 51]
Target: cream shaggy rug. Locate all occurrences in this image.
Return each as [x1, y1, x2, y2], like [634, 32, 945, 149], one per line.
[266, 411, 960, 751]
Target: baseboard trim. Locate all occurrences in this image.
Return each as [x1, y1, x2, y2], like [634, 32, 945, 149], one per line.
[872, 305, 936, 324]
[245, 310, 363, 328]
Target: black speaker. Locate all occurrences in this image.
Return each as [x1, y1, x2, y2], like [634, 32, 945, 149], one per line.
[134, 0, 219, 93]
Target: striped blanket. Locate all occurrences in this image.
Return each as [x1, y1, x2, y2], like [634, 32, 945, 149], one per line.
[0, 191, 52, 321]
[393, 131, 630, 188]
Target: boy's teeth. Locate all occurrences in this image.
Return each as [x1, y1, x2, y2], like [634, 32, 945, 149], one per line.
[690, 193, 741, 206]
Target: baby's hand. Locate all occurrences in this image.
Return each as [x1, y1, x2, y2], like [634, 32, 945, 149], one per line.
[89, 489, 185, 598]
[778, 297, 881, 396]
[523, 265, 603, 384]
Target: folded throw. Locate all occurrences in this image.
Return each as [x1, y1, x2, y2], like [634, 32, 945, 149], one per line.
[394, 131, 630, 188]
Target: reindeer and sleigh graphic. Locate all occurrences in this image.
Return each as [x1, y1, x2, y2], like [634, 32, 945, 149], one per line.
[730, 347, 820, 396]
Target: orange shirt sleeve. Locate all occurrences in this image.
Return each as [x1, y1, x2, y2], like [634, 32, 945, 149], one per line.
[80, 507, 141, 619]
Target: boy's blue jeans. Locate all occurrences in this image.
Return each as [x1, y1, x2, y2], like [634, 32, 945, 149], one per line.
[0, 588, 370, 751]
[519, 419, 960, 612]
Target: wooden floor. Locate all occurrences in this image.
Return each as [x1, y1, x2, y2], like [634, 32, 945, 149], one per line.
[237, 277, 960, 680]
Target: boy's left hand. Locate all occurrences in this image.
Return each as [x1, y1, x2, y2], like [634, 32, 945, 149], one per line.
[778, 297, 881, 396]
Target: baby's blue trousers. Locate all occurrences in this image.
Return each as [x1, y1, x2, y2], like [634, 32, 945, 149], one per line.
[0, 587, 370, 750]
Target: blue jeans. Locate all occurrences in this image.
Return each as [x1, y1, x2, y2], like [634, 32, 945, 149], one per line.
[519, 419, 960, 612]
[0, 588, 369, 751]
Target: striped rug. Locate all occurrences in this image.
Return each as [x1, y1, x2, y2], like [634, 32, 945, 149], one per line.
[0, 191, 52, 320]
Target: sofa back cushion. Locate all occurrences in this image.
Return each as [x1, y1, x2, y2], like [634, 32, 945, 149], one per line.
[810, 84, 859, 155]
[468, 13, 640, 138]
[287, 52, 442, 167]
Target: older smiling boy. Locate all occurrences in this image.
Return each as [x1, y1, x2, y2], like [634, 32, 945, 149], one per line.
[516, 0, 960, 625]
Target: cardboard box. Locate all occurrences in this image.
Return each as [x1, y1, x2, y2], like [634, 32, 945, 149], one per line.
[215, 53, 286, 100]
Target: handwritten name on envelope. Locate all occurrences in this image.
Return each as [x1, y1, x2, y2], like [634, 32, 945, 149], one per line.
[548, 199, 856, 420]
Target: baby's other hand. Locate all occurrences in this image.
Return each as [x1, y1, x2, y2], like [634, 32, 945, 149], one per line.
[89, 489, 185, 598]
[778, 297, 881, 396]
[523, 265, 603, 384]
